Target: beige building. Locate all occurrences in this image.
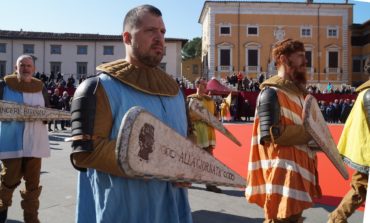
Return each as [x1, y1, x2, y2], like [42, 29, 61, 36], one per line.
[0, 30, 187, 80]
[181, 57, 202, 82]
[199, 1, 354, 86]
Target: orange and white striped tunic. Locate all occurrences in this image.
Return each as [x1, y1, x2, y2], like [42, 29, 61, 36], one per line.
[245, 87, 321, 219]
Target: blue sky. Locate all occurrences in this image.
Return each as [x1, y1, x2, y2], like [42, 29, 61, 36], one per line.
[1, 0, 369, 40]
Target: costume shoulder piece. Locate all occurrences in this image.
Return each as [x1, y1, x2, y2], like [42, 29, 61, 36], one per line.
[355, 79, 370, 93]
[203, 95, 213, 101]
[187, 94, 212, 101]
[4, 74, 44, 93]
[260, 75, 307, 95]
[187, 93, 198, 99]
[96, 59, 179, 96]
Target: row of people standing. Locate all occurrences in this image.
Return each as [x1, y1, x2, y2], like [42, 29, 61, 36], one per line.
[319, 99, 355, 124]
[47, 88, 71, 131]
[227, 73, 262, 91]
[215, 96, 252, 122]
[42, 74, 76, 131]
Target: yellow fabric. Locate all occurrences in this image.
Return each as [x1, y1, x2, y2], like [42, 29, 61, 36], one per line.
[338, 89, 370, 168]
[4, 74, 43, 93]
[187, 94, 216, 148]
[96, 59, 179, 96]
[220, 102, 229, 118]
[225, 93, 232, 107]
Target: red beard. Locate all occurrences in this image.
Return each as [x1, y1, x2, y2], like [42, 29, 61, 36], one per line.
[287, 59, 307, 85]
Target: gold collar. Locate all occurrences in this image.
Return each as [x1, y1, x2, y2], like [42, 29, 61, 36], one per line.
[4, 74, 44, 93]
[260, 75, 307, 95]
[96, 59, 179, 96]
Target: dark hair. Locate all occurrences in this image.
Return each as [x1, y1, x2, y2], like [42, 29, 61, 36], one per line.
[123, 5, 162, 31]
[272, 39, 305, 66]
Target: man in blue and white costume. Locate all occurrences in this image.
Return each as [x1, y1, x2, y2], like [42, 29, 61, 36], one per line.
[0, 55, 50, 223]
[70, 5, 193, 223]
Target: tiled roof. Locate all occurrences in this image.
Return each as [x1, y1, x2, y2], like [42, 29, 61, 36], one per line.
[0, 30, 121, 41]
[0, 30, 188, 46]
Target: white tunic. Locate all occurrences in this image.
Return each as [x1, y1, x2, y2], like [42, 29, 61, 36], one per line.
[22, 92, 50, 157]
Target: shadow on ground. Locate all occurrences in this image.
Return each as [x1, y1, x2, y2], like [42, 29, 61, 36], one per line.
[50, 147, 63, 150]
[192, 210, 264, 223]
[6, 219, 23, 223]
[48, 135, 66, 142]
[314, 195, 366, 212]
[190, 185, 244, 198]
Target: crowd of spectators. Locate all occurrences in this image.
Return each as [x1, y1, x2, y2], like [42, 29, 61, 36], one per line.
[307, 83, 355, 94]
[225, 72, 264, 92]
[33, 72, 79, 131]
[319, 98, 355, 124]
[213, 96, 356, 124]
[212, 95, 253, 123]
[176, 72, 359, 124]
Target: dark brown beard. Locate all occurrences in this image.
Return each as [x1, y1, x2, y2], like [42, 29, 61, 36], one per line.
[292, 70, 307, 85]
[287, 59, 307, 85]
[137, 54, 163, 67]
[132, 44, 163, 68]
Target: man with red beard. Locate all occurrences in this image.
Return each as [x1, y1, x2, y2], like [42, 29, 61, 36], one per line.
[69, 5, 192, 223]
[245, 39, 321, 223]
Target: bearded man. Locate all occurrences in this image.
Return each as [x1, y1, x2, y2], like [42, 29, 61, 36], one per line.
[0, 55, 50, 223]
[69, 5, 192, 223]
[187, 77, 221, 193]
[245, 39, 322, 223]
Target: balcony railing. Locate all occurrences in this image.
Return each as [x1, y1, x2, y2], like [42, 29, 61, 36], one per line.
[326, 67, 340, 73]
[246, 66, 260, 73]
[248, 66, 258, 72]
[306, 67, 314, 73]
[218, 66, 232, 72]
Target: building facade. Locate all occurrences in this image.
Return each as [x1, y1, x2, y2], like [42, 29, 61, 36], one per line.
[351, 20, 370, 86]
[181, 57, 202, 82]
[199, 1, 354, 86]
[0, 30, 187, 80]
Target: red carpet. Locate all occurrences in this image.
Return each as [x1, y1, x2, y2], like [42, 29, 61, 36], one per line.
[213, 124, 364, 210]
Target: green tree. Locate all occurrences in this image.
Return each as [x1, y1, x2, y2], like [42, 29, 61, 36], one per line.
[181, 37, 202, 60]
